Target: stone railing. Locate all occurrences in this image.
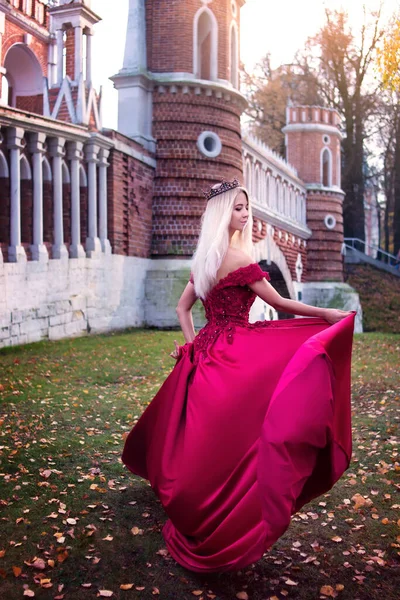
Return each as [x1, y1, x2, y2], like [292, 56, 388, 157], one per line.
[0, 106, 113, 263]
[4, 0, 48, 27]
[242, 135, 311, 239]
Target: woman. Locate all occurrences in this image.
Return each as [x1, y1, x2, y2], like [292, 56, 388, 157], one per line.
[122, 179, 355, 573]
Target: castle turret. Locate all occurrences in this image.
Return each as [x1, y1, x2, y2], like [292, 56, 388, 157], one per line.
[283, 106, 344, 282]
[112, 0, 247, 257]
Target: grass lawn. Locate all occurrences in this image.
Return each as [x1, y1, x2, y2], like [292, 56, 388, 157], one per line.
[0, 329, 399, 600]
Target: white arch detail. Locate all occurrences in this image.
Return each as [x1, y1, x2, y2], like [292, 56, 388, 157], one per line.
[252, 235, 295, 300]
[229, 21, 239, 88]
[0, 150, 9, 178]
[20, 154, 32, 180]
[79, 164, 87, 187]
[42, 156, 52, 182]
[61, 160, 70, 184]
[193, 7, 218, 81]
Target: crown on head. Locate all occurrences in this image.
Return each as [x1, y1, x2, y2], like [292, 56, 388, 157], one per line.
[203, 179, 241, 201]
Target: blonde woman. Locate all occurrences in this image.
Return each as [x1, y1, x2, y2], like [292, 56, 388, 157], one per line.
[122, 179, 355, 573]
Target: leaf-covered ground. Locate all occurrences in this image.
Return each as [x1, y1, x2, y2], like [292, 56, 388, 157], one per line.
[0, 330, 399, 600]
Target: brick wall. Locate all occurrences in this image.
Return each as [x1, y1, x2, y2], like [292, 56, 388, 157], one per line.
[146, 0, 239, 81]
[16, 94, 43, 114]
[151, 86, 244, 256]
[305, 190, 344, 282]
[105, 131, 155, 259]
[65, 27, 75, 81]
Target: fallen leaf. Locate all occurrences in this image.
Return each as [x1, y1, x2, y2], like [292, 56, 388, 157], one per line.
[320, 585, 336, 597]
[23, 591, 35, 597]
[120, 584, 134, 590]
[236, 593, 249, 600]
[331, 536, 343, 543]
[98, 591, 113, 597]
[102, 535, 113, 541]
[12, 566, 22, 577]
[192, 592, 203, 597]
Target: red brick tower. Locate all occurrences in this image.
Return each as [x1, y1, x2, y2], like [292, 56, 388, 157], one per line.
[283, 106, 344, 282]
[113, 0, 247, 257]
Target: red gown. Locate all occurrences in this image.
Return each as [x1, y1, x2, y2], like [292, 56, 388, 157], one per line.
[122, 263, 355, 573]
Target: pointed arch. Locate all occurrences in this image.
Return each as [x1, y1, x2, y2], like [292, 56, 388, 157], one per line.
[42, 156, 52, 182]
[244, 157, 252, 192]
[62, 160, 70, 184]
[193, 7, 218, 81]
[20, 154, 32, 180]
[229, 21, 239, 88]
[79, 164, 87, 187]
[0, 150, 9, 178]
[321, 147, 332, 187]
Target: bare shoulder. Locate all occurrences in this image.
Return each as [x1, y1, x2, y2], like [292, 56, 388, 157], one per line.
[217, 248, 254, 280]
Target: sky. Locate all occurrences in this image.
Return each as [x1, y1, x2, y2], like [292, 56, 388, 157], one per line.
[91, 0, 394, 130]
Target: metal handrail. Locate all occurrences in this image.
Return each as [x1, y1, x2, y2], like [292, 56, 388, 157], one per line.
[344, 238, 397, 263]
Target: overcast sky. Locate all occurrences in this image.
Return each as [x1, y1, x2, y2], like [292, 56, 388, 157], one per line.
[91, 0, 393, 129]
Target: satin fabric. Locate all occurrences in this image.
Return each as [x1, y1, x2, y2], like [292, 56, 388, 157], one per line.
[122, 309, 355, 573]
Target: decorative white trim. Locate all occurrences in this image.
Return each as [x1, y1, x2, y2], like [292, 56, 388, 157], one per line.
[282, 122, 343, 139]
[61, 159, 70, 184]
[0, 150, 9, 178]
[252, 200, 312, 239]
[229, 20, 239, 89]
[42, 155, 52, 182]
[79, 163, 87, 187]
[20, 154, 32, 180]
[193, 6, 218, 81]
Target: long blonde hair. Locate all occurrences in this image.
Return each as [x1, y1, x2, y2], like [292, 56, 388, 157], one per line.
[191, 186, 253, 299]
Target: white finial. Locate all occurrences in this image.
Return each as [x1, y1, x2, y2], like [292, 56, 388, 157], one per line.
[122, 0, 147, 73]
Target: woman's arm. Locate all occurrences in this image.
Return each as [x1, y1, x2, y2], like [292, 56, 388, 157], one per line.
[176, 282, 198, 343]
[249, 278, 352, 324]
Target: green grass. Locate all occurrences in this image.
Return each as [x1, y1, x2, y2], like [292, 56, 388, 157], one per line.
[0, 330, 399, 600]
[345, 264, 400, 333]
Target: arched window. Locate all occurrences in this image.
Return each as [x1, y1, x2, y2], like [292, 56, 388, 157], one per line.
[230, 22, 239, 88]
[193, 8, 218, 81]
[321, 148, 332, 187]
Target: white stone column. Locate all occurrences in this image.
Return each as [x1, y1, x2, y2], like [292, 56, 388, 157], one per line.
[7, 127, 26, 263]
[48, 137, 68, 259]
[0, 12, 6, 105]
[56, 28, 64, 86]
[98, 147, 111, 254]
[85, 30, 92, 88]
[67, 140, 85, 258]
[84, 142, 101, 256]
[28, 132, 48, 262]
[74, 25, 83, 83]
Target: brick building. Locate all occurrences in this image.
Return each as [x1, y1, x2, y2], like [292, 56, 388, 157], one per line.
[0, 0, 361, 348]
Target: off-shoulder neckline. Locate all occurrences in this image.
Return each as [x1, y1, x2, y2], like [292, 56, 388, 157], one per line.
[214, 263, 259, 287]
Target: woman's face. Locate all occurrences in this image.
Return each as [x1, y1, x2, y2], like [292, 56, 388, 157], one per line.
[229, 191, 249, 233]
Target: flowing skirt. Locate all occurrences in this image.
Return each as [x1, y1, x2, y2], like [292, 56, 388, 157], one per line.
[122, 314, 355, 572]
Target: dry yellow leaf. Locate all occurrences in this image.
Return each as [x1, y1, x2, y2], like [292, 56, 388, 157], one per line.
[12, 566, 22, 577]
[120, 584, 134, 590]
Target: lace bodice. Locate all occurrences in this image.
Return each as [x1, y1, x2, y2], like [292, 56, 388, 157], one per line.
[190, 263, 270, 360]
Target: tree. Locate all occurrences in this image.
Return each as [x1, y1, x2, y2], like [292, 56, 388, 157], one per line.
[242, 56, 322, 156]
[378, 17, 400, 255]
[300, 8, 384, 243]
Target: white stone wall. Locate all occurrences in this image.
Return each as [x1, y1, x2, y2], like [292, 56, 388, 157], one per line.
[0, 254, 151, 347]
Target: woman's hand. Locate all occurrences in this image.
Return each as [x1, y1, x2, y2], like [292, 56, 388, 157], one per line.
[323, 308, 353, 325]
[170, 340, 181, 360]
